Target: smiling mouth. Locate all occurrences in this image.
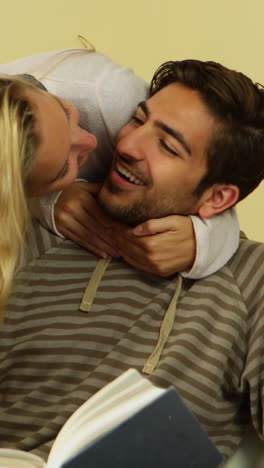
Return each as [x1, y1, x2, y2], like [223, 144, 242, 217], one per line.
[116, 162, 145, 186]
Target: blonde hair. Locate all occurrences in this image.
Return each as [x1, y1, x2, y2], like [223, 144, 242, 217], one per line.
[0, 76, 39, 320]
[0, 39, 96, 320]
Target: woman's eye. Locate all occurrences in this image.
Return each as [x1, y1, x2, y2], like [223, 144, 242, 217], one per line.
[160, 139, 179, 156]
[60, 160, 70, 178]
[64, 107, 71, 120]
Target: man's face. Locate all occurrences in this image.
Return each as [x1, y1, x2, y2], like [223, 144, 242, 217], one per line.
[98, 83, 217, 226]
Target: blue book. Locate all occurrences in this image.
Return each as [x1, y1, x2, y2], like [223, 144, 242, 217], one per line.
[0, 369, 223, 468]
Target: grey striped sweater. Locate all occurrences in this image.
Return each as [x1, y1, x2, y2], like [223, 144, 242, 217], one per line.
[1, 221, 264, 462]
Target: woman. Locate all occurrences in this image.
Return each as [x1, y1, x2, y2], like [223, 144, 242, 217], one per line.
[0, 48, 239, 313]
[0, 73, 98, 312]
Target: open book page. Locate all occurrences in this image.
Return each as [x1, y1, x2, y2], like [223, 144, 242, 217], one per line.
[0, 369, 222, 468]
[0, 448, 45, 468]
[0, 370, 164, 468]
[47, 369, 164, 468]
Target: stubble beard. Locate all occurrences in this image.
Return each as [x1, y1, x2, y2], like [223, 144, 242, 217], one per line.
[97, 178, 200, 227]
[97, 179, 149, 227]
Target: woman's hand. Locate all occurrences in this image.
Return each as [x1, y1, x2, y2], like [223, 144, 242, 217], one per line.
[54, 181, 120, 258]
[112, 216, 196, 276]
[54, 181, 196, 276]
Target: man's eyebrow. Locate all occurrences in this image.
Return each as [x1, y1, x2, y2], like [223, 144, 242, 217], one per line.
[137, 100, 191, 156]
[156, 122, 191, 155]
[138, 101, 149, 117]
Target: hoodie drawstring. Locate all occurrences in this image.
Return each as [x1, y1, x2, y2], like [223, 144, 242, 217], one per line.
[80, 257, 112, 312]
[143, 275, 182, 375]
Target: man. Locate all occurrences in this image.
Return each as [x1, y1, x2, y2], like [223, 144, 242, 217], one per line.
[98, 59, 264, 223]
[1, 59, 264, 463]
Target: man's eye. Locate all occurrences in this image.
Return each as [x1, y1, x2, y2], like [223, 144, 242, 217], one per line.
[159, 139, 179, 156]
[131, 115, 144, 125]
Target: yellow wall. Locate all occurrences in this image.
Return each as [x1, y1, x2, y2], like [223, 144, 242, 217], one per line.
[2, 0, 263, 240]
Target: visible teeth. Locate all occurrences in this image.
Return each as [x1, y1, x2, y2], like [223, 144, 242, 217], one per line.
[117, 163, 144, 185]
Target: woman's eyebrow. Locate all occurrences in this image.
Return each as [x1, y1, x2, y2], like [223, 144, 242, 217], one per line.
[53, 96, 70, 122]
[49, 96, 71, 182]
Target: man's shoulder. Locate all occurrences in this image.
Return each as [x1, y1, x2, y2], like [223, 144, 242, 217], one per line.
[186, 237, 264, 319]
[224, 235, 264, 291]
[228, 235, 264, 269]
[194, 235, 264, 294]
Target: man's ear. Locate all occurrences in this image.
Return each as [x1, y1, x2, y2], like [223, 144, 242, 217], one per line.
[198, 184, 240, 218]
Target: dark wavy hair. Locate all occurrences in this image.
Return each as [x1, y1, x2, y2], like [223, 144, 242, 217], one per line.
[150, 60, 264, 201]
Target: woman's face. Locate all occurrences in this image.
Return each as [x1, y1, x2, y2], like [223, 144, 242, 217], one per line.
[26, 88, 97, 197]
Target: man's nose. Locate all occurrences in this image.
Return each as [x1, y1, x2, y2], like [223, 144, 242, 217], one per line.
[117, 126, 147, 160]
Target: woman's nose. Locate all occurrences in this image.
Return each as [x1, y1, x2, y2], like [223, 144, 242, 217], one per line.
[77, 127, 97, 152]
[75, 129, 97, 169]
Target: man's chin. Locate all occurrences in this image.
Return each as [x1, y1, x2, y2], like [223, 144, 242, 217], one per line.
[97, 191, 147, 227]
[101, 177, 125, 195]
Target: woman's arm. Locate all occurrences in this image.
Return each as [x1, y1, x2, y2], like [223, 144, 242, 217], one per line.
[52, 181, 239, 278]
